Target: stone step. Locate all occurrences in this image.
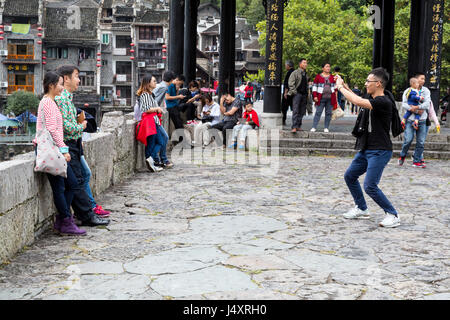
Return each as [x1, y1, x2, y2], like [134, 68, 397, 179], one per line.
[268, 147, 450, 160]
[276, 130, 450, 143]
[261, 138, 450, 152]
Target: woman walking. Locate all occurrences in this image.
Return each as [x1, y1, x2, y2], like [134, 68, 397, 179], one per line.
[34, 71, 86, 236]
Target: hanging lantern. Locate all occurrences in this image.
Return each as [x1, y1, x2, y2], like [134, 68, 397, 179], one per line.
[0, 25, 4, 29]
[96, 58, 101, 62]
[162, 56, 167, 60]
[0, 31, 4, 35]
[130, 49, 135, 53]
[37, 27, 43, 31]
[37, 33, 42, 37]
[162, 44, 167, 48]
[130, 56, 135, 60]
[0, 37, 3, 41]
[37, 40, 42, 45]
[42, 61, 46, 65]
[130, 43, 135, 47]
[162, 49, 167, 53]
[84, 103, 89, 107]
[42, 56, 46, 60]
[97, 52, 101, 56]
[96, 64, 101, 67]
[42, 50, 47, 54]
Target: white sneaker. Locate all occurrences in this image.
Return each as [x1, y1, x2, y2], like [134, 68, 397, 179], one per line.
[310, 128, 316, 132]
[146, 156, 162, 172]
[343, 206, 370, 219]
[324, 128, 329, 133]
[379, 213, 401, 228]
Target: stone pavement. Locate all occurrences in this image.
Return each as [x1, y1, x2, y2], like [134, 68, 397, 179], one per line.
[0, 150, 449, 300]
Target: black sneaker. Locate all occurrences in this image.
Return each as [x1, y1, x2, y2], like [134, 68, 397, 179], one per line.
[398, 156, 405, 166]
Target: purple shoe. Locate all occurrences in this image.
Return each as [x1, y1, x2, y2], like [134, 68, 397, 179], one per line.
[53, 215, 63, 232]
[59, 217, 87, 236]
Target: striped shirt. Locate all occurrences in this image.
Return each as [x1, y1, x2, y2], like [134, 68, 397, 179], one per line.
[140, 92, 160, 126]
[34, 96, 68, 153]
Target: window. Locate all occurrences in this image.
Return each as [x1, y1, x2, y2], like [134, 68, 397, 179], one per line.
[139, 26, 163, 40]
[102, 59, 108, 66]
[101, 87, 112, 100]
[138, 48, 162, 63]
[116, 35, 131, 48]
[7, 41, 34, 59]
[47, 47, 68, 59]
[252, 51, 261, 58]
[116, 86, 131, 98]
[116, 61, 131, 74]
[102, 34, 110, 44]
[102, 8, 112, 17]
[236, 51, 245, 61]
[79, 48, 94, 60]
[116, 16, 133, 22]
[79, 71, 95, 87]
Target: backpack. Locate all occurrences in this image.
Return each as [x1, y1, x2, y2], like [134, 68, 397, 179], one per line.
[134, 96, 142, 122]
[385, 90, 404, 137]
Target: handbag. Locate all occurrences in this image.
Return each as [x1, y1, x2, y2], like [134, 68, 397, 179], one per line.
[331, 106, 345, 120]
[201, 115, 214, 123]
[34, 106, 68, 178]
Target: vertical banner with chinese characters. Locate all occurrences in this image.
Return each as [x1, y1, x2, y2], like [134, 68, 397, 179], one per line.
[426, 0, 444, 90]
[263, 0, 285, 114]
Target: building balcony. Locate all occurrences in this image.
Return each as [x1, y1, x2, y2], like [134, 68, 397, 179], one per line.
[7, 54, 34, 60]
[113, 98, 131, 106]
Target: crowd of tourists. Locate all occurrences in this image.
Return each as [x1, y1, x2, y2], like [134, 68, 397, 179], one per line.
[34, 59, 442, 235]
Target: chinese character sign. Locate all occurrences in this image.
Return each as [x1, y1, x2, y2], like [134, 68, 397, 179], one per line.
[427, 0, 444, 89]
[264, 0, 284, 86]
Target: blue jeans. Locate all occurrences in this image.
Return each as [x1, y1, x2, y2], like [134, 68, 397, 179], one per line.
[312, 98, 333, 129]
[400, 120, 427, 163]
[80, 155, 96, 209]
[159, 126, 169, 163]
[344, 150, 398, 216]
[145, 125, 166, 162]
[46, 163, 79, 219]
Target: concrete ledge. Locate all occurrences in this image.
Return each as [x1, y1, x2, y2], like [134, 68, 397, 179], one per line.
[0, 112, 144, 264]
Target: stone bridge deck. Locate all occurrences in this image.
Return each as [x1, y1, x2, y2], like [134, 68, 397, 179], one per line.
[0, 153, 449, 300]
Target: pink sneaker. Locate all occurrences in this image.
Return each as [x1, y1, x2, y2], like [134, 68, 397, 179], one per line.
[93, 204, 111, 217]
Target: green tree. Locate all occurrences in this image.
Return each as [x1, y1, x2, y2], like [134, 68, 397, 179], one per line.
[244, 69, 265, 84]
[257, 0, 373, 92]
[5, 91, 39, 133]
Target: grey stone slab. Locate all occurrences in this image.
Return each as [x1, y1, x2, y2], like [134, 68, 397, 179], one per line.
[150, 265, 258, 297]
[124, 246, 229, 275]
[221, 238, 294, 256]
[204, 289, 299, 300]
[70, 261, 125, 275]
[166, 215, 287, 245]
[0, 287, 43, 300]
[43, 274, 152, 300]
[423, 293, 450, 300]
[225, 255, 296, 271]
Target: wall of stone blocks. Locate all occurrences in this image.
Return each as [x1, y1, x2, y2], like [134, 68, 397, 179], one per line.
[0, 111, 144, 264]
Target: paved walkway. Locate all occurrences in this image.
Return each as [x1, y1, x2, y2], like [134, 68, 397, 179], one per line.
[0, 151, 449, 300]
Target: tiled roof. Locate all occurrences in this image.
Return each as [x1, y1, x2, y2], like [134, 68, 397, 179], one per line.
[3, 0, 39, 17]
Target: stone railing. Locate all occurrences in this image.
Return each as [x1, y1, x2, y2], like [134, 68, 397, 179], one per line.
[0, 112, 144, 264]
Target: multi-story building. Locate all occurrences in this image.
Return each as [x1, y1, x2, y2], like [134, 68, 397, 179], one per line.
[99, 0, 168, 109]
[0, 0, 44, 110]
[43, 0, 102, 122]
[197, 3, 264, 87]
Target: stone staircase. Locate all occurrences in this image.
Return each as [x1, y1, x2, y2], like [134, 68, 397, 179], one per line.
[260, 131, 450, 160]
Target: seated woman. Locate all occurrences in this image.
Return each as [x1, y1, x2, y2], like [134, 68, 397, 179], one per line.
[193, 93, 221, 147]
[229, 102, 260, 150]
[136, 75, 172, 172]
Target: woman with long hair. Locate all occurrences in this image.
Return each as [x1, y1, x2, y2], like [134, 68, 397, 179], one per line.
[34, 71, 86, 236]
[136, 75, 173, 171]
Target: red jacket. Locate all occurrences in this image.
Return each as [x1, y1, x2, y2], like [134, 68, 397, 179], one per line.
[136, 112, 158, 146]
[244, 85, 253, 98]
[243, 110, 259, 127]
[312, 74, 338, 109]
